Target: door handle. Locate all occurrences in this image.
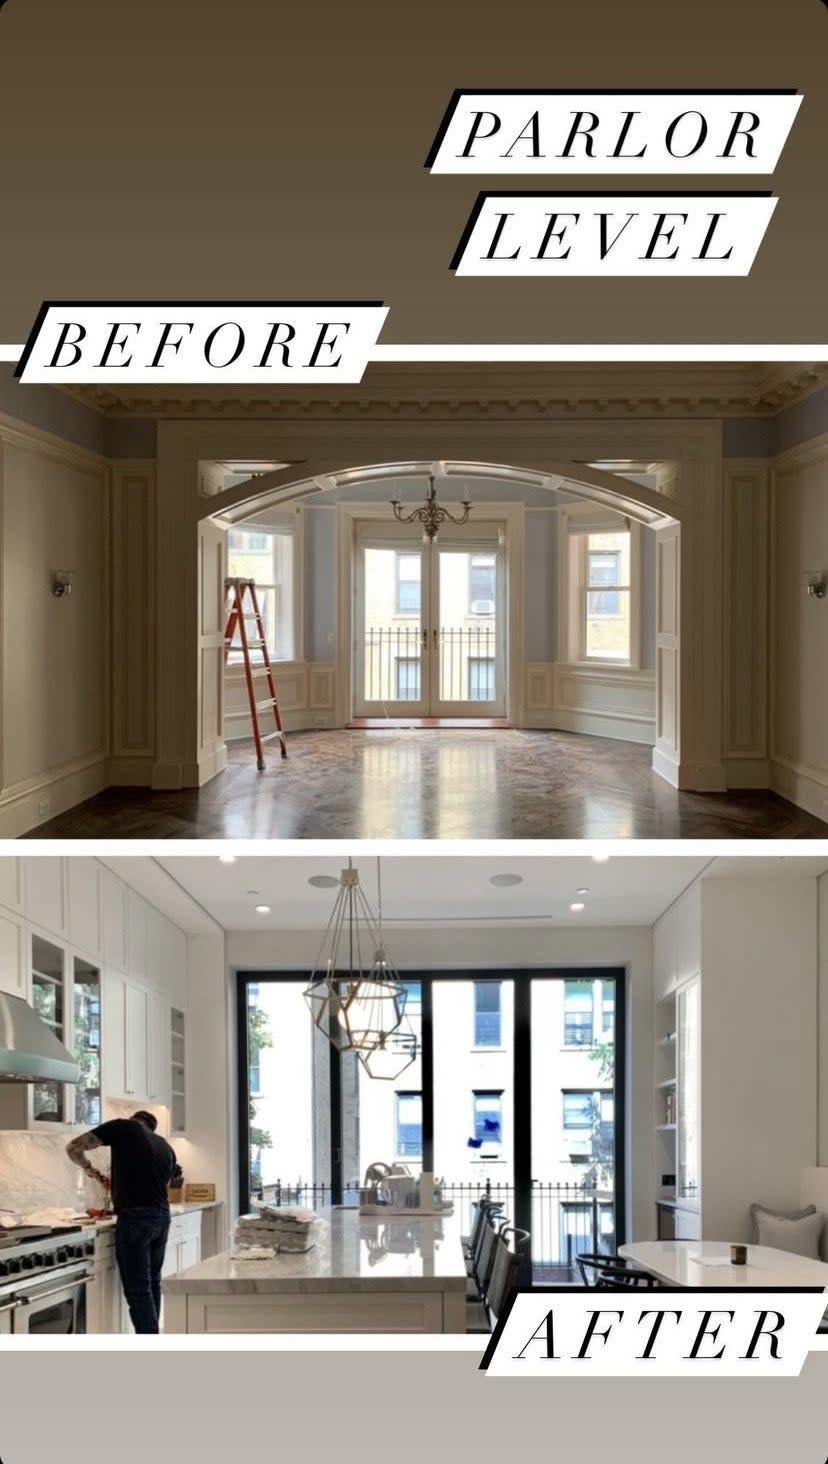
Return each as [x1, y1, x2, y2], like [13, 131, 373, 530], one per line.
[433, 628, 438, 647]
[421, 628, 428, 650]
[17, 1273, 92, 1305]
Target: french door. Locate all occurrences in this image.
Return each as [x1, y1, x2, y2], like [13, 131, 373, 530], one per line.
[352, 522, 507, 717]
[237, 968, 625, 1284]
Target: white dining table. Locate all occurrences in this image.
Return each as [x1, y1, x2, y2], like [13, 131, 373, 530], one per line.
[620, 1240, 828, 1289]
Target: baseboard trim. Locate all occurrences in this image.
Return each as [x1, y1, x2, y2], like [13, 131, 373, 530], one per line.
[107, 756, 155, 787]
[771, 758, 828, 824]
[725, 757, 771, 790]
[652, 746, 680, 788]
[676, 761, 728, 793]
[526, 709, 655, 745]
[0, 758, 108, 838]
[225, 708, 339, 741]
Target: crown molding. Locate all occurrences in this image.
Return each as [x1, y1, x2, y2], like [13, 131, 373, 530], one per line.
[62, 362, 828, 421]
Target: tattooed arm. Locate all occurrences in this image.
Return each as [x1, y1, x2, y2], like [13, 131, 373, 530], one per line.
[65, 1131, 109, 1188]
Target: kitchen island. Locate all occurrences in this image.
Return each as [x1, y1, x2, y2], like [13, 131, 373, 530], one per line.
[163, 1208, 466, 1333]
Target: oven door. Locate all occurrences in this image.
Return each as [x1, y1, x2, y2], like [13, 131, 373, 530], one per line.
[12, 1263, 91, 1335]
[0, 1294, 18, 1333]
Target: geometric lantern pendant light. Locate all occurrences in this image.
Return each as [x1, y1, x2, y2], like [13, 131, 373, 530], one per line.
[358, 1006, 418, 1081]
[303, 859, 407, 1059]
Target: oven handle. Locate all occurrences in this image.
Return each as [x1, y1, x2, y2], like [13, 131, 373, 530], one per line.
[16, 1273, 92, 1305]
[0, 1298, 20, 1314]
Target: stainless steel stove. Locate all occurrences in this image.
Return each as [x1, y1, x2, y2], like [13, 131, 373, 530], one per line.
[0, 1225, 95, 1334]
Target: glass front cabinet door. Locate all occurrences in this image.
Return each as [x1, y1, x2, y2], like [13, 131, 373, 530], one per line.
[9, 934, 102, 1130]
[676, 976, 700, 1210]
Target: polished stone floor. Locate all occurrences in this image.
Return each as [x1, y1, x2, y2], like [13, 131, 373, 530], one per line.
[28, 729, 828, 840]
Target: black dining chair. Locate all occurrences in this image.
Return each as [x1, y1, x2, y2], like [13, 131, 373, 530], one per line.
[576, 1251, 661, 1289]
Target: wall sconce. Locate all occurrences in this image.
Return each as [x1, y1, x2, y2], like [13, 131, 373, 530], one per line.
[803, 570, 827, 601]
[51, 570, 74, 598]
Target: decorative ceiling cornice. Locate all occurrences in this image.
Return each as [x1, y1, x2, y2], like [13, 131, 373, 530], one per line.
[63, 362, 828, 420]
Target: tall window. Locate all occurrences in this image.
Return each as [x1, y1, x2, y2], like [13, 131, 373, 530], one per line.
[468, 553, 496, 614]
[468, 657, 495, 701]
[396, 554, 421, 614]
[472, 1091, 503, 1154]
[395, 657, 421, 701]
[227, 522, 296, 661]
[474, 982, 502, 1046]
[582, 530, 631, 662]
[396, 1092, 423, 1158]
[563, 981, 594, 1047]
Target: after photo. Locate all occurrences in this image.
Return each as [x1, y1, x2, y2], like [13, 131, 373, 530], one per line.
[0, 850, 826, 1336]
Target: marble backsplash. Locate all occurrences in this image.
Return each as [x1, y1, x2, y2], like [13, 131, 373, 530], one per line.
[0, 1132, 101, 1214]
[0, 1103, 192, 1216]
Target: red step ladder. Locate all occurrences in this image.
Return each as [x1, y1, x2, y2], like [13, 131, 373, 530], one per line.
[224, 577, 287, 770]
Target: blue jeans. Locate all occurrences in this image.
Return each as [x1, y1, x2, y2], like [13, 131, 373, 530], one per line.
[115, 1207, 171, 1334]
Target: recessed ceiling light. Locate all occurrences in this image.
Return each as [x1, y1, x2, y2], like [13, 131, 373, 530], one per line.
[576, 887, 589, 896]
[218, 854, 237, 864]
[570, 902, 585, 912]
[592, 854, 610, 864]
[489, 873, 523, 887]
[255, 905, 271, 915]
[308, 875, 341, 889]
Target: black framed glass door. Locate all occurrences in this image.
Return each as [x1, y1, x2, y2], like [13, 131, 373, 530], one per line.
[237, 966, 625, 1282]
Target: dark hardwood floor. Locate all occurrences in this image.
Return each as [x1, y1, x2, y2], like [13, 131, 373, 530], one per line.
[26, 729, 828, 841]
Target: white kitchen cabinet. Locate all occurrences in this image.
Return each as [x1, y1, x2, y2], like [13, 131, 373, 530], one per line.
[101, 970, 127, 1100]
[68, 860, 102, 960]
[166, 923, 188, 1009]
[0, 907, 26, 997]
[148, 990, 171, 1106]
[87, 1231, 121, 1334]
[24, 859, 67, 939]
[0, 857, 24, 915]
[124, 982, 149, 1101]
[126, 891, 148, 983]
[72, 955, 103, 1128]
[0, 931, 70, 1129]
[170, 1007, 187, 1135]
[101, 869, 128, 973]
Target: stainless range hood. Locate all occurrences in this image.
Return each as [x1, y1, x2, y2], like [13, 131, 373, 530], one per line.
[0, 993, 80, 1084]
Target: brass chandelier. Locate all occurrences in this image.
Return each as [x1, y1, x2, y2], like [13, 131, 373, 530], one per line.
[390, 471, 471, 542]
[303, 858, 417, 1079]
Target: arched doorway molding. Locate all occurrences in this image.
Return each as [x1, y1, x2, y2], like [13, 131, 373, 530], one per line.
[151, 416, 721, 793]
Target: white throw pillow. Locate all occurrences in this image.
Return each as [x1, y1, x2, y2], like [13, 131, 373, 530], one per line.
[756, 1210, 825, 1259]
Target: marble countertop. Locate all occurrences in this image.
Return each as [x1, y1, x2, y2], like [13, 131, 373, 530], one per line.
[165, 1207, 466, 1295]
[84, 1200, 222, 1234]
[620, 1240, 828, 1288]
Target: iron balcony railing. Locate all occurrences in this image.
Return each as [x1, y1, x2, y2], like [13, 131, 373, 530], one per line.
[363, 625, 497, 703]
[254, 1177, 615, 1280]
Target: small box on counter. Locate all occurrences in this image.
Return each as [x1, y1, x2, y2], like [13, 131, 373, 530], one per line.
[183, 1183, 216, 1204]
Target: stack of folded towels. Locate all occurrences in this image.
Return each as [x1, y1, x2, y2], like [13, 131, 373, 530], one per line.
[234, 1204, 324, 1257]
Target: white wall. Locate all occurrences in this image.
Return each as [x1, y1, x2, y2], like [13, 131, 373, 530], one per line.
[699, 877, 819, 1241]
[0, 419, 108, 834]
[819, 872, 828, 1166]
[225, 923, 653, 1241]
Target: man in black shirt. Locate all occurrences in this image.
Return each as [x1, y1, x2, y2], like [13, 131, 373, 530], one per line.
[67, 1111, 178, 1334]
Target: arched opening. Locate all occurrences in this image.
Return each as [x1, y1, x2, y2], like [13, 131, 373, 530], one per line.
[196, 458, 681, 832]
